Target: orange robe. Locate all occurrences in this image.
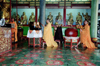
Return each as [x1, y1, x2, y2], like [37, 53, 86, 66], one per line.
[43, 22, 58, 47]
[80, 24, 96, 48]
[10, 21, 18, 42]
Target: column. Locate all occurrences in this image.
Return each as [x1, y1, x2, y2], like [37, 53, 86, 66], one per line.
[63, 0, 66, 26]
[10, 0, 11, 22]
[35, 6, 38, 22]
[90, 0, 98, 42]
[40, 0, 46, 30]
[63, 7, 66, 26]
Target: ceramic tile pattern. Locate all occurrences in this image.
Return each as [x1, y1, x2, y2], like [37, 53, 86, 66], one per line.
[0, 42, 100, 66]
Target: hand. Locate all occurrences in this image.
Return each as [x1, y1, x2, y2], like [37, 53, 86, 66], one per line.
[80, 29, 82, 32]
[42, 24, 45, 27]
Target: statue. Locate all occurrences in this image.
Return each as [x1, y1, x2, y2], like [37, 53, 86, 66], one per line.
[82, 12, 91, 22]
[76, 12, 82, 25]
[21, 12, 27, 25]
[16, 13, 20, 22]
[36, 22, 41, 28]
[67, 13, 74, 25]
[56, 12, 63, 25]
[29, 12, 35, 23]
[12, 12, 16, 20]
[47, 12, 53, 24]
[12, 13, 20, 22]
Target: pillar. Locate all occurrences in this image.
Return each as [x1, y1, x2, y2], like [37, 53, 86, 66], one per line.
[90, 0, 98, 42]
[63, 7, 66, 26]
[10, 0, 11, 22]
[35, 6, 38, 22]
[63, 0, 66, 26]
[40, 0, 45, 30]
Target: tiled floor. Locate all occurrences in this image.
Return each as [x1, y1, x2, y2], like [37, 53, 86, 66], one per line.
[0, 42, 100, 66]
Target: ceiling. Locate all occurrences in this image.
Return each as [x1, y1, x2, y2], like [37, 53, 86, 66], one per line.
[1, 0, 91, 7]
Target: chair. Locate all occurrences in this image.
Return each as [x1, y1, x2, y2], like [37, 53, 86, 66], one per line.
[64, 36, 79, 48]
[55, 40, 61, 47]
[42, 40, 46, 48]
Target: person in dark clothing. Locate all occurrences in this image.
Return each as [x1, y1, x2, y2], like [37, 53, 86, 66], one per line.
[54, 23, 64, 47]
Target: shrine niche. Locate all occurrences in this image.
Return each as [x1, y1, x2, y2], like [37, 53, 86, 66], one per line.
[0, 2, 10, 23]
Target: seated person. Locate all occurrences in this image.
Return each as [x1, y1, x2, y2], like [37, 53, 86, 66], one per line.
[54, 23, 64, 47]
[80, 20, 97, 49]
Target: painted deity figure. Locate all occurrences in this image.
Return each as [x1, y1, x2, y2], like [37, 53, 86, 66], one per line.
[67, 13, 74, 25]
[56, 12, 63, 25]
[29, 12, 35, 23]
[76, 12, 82, 25]
[47, 12, 53, 24]
[21, 12, 27, 25]
[82, 13, 91, 22]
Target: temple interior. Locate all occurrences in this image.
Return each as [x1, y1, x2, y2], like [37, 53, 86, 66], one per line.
[0, 0, 100, 66]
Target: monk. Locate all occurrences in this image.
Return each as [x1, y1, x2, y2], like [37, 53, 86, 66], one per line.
[80, 20, 96, 49]
[10, 18, 18, 42]
[43, 19, 58, 47]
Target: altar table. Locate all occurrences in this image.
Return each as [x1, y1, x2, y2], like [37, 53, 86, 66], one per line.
[27, 30, 42, 48]
[0, 27, 12, 55]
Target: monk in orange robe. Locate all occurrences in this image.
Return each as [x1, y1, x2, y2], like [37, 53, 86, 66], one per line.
[80, 20, 96, 49]
[10, 18, 18, 42]
[43, 19, 58, 47]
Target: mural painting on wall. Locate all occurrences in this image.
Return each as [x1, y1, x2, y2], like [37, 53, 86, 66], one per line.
[21, 12, 27, 25]
[56, 12, 63, 25]
[29, 12, 35, 23]
[67, 12, 74, 25]
[47, 12, 53, 24]
[76, 12, 82, 25]
[82, 12, 91, 22]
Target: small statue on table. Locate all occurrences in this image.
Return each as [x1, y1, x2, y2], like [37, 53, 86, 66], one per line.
[82, 12, 91, 22]
[56, 12, 63, 25]
[29, 12, 35, 24]
[47, 12, 53, 24]
[76, 12, 82, 25]
[67, 13, 74, 25]
[21, 12, 27, 25]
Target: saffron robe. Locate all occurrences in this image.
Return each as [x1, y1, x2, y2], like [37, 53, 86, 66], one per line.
[80, 24, 96, 48]
[43, 22, 58, 47]
[10, 21, 18, 42]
